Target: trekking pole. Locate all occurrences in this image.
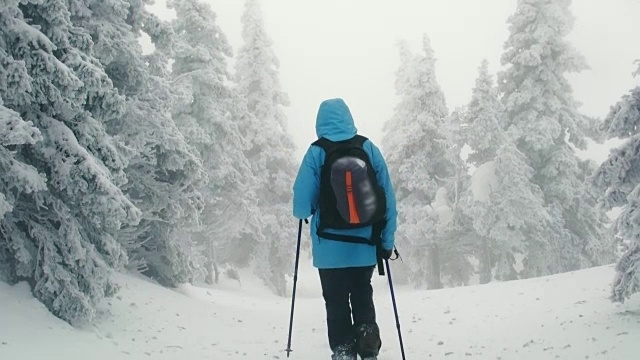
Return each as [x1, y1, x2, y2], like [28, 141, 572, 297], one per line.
[385, 258, 407, 360]
[285, 219, 306, 357]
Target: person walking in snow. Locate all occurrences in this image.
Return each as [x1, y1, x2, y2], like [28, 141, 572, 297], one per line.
[293, 98, 398, 360]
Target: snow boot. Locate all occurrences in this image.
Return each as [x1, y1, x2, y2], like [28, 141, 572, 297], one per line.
[331, 344, 357, 360]
[355, 324, 381, 359]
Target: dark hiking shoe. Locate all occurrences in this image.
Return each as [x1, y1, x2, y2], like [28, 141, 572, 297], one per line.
[355, 324, 381, 358]
[331, 344, 356, 360]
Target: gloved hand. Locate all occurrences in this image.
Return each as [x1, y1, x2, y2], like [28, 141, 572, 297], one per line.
[379, 248, 394, 260]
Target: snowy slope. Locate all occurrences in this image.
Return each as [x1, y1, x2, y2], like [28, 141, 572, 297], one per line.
[1, 264, 639, 360]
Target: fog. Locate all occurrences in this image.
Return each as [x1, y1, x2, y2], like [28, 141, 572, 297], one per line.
[3, 1, 640, 357]
[146, 0, 640, 160]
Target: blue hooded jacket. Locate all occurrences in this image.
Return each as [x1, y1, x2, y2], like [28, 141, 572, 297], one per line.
[293, 99, 398, 269]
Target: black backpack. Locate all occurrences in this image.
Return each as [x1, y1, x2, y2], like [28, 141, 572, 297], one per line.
[312, 135, 387, 247]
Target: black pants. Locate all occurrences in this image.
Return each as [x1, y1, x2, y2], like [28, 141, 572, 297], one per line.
[319, 266, 379, 354]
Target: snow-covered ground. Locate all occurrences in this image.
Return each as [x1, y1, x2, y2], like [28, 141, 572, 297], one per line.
[1, 263, 639, 360]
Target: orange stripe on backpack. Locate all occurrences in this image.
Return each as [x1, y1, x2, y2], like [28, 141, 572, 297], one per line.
[346, 171, 361, 224]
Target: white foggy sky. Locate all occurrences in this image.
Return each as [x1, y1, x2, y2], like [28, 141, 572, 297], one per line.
[149, 0, 640, 161]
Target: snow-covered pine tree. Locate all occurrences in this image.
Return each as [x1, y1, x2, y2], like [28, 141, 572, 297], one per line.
[69, 0, 207, 286]
[0, 86, 46, 283]
[235, 0, 296, 296]
[465, 139, 551, 283]
[382, 36, 460, 289]
[438, 108, 475, 287]
[498, 0, 613, 276]
[466, 60, 505, 167]
[461, 60, 548, 284]
[0, 0, 141, 323]
[0, 104, 43, 221]
[169, 0, 260, 285]
[592, 63, 640, 302]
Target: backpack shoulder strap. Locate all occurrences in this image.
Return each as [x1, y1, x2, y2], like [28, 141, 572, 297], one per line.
[312, 135, 369, 151]
[311, 137, 339, 154]
[352, 135, 369, 147]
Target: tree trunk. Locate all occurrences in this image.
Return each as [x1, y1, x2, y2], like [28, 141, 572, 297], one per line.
[205, 239, 216, 285]
[496, 251, 519, 281]
[479, 238, 493, 284]
[214, 262, 220, 284]
[426, 244, 443, 289]
[205, 264, 214, 285]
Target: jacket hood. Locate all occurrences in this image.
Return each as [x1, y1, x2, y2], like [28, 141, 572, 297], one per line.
[315, 98, 358, 141]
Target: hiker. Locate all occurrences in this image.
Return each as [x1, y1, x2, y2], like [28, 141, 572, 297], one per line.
[293, 98, 398, 360]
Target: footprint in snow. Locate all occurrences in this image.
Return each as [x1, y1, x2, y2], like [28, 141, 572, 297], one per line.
[522, 339, 536, 348]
